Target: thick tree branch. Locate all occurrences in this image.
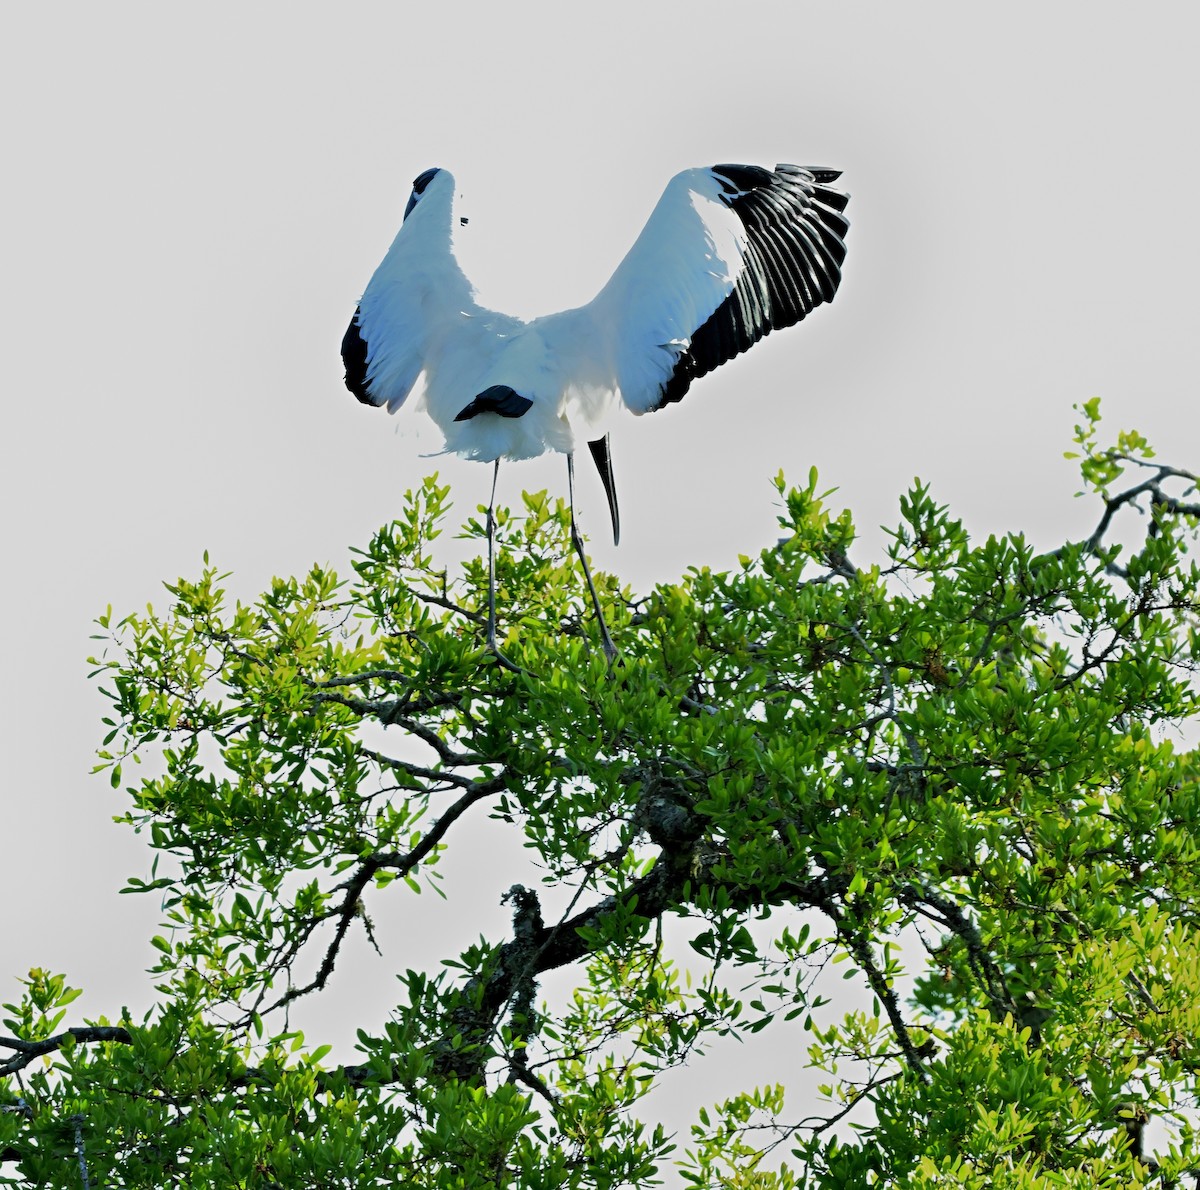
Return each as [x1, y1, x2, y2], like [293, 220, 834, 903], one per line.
[0, 1027, 133, 1077]
[833, 915, 930, 1082]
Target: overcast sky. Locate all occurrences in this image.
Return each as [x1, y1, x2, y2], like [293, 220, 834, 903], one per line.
[2, 0, 1198, 1167]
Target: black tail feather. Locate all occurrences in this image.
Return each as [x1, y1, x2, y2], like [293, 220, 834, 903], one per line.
[455, 385, 534, 421]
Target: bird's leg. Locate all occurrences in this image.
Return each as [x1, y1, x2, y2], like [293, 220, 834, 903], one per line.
[567, 453, 618, 663]
[484, 459, 522, 673]
[586, 434, 620, 546]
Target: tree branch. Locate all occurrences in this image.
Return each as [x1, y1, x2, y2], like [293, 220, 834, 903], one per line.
[0, 1027, 133, 1077]
[258, 772, 508, 1016]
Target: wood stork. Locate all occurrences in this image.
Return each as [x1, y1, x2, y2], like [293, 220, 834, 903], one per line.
[343, 163, 850, 664]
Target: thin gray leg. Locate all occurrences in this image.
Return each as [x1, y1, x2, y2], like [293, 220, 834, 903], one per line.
[485, 459, 522, 672]
[567, 453, 618, 662]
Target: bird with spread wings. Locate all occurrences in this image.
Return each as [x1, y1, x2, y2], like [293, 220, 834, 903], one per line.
[343, 163, 850, 663]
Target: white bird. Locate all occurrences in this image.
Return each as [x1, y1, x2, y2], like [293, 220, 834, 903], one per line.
[343, 163, 849, 664]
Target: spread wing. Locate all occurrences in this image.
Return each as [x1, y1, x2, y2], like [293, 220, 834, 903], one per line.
[342, 169, 471, 413]
[589, 164, 850, 413]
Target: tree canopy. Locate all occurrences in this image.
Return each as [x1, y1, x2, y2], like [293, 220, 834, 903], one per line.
[3, 403, 1200, 1188]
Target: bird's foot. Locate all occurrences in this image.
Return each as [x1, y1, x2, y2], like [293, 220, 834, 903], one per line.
[598, 630, 621, 669]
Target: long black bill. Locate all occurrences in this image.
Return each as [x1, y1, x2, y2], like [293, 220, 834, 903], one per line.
[586, 434, 620, 547]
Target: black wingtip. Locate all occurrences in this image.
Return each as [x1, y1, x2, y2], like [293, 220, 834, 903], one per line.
[653, 162, 850, 410]
[341, 308, 373, 404]
[587, 434, 620, 546]
[404, 167, 442, 220]
[796, 166, 843, 185]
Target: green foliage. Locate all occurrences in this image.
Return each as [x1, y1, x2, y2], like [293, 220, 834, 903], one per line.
[4, 409, 1200, 1187]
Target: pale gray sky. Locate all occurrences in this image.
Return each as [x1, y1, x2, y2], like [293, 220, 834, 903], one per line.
[2, 0, 1198, 1168]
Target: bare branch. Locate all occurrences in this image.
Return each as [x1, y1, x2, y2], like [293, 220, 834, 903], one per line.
[260, 773, 507, 1015]
[306, 669, 412, 689]
[360, 747, 483, 791]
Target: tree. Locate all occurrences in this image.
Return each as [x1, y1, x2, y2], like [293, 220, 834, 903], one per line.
[3, 403, 1199, 1188]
